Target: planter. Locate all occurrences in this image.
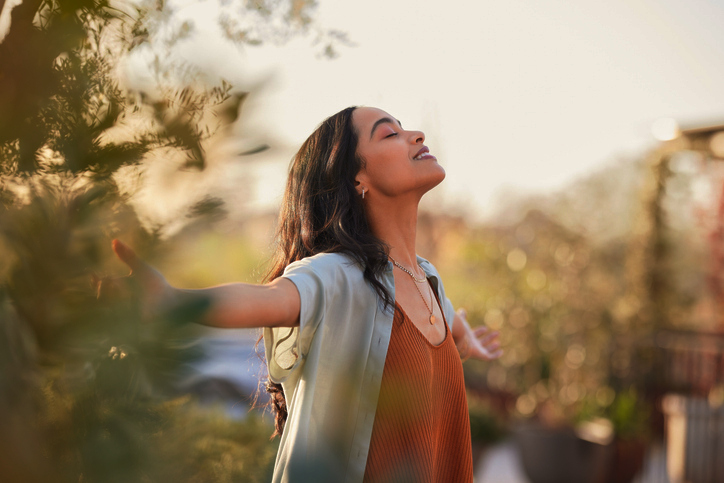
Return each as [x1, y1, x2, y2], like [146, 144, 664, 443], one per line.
[605, 438, 646, 483]
[514, 424, 612, 483]
[663, 394, 724, 483]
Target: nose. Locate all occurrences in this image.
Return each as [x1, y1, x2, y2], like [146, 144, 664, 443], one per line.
[409, 130, 425, 144]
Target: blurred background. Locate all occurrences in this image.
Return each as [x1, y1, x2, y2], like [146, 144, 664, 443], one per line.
[2, 0, 724, 482]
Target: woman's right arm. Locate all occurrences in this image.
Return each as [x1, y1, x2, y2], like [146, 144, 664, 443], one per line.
[112, 240, 300, 329]
[178, 278, 300, 328]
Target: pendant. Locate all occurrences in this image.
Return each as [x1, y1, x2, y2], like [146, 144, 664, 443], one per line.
[429, 314, 436, 325]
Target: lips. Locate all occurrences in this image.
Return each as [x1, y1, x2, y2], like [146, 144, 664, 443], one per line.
[413, 146, 433, 160]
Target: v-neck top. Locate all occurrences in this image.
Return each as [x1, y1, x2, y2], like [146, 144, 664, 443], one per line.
[363, 300, 473, 483]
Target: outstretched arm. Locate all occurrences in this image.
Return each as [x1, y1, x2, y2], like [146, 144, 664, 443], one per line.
[177, 278, 300, 328]
[111, 240, 300, 329]
[451, 308, 502, 362]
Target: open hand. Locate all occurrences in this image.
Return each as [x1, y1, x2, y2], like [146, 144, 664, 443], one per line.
[94, 240, 174, 319]
[456, 308, 503, 362]
[111, 240, 169, 293]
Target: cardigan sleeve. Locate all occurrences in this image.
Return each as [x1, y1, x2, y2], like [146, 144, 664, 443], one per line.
[264, 253, 361, 383]
[263, 257, 328, 382]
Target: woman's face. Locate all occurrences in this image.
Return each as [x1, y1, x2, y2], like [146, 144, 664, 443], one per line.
[352, 107, 445, 201]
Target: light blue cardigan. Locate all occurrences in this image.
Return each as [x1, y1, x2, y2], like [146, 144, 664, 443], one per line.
[263, 252, 457, 483]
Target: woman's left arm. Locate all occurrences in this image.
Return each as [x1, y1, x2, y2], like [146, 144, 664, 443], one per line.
[451, 308, 503, 362]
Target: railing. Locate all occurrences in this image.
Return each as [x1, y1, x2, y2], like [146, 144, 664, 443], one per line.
[654, 329, 724, 396]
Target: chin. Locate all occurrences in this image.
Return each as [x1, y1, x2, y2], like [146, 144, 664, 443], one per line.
[432, 165, 446, 184]
[422, 169, 446, 193]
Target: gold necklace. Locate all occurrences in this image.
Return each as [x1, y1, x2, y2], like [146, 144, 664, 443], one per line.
[389, 256, 437, 325]
[389, 256, 427, 283]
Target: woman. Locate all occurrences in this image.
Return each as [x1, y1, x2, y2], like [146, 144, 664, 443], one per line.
[113, 106, 502, 483]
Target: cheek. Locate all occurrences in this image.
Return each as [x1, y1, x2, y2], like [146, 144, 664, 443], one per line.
[365, 154, 407, 184]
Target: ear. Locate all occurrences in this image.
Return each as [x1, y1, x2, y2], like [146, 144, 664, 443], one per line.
[353, 173, 367, 197]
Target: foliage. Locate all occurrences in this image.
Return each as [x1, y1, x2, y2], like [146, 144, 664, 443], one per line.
[432, 208, 624, 426]
[426, 149, 713, 437]
[605, 387, 650, 442]
[217, 0, 350, 57]
[467, 394, 507, 445]
[0, 0, 245, 179]
[37, 389, 279, 483]
[0, 0, 323, 481]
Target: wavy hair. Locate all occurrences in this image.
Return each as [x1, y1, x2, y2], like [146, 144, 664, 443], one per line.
[262, 106, 393, 437]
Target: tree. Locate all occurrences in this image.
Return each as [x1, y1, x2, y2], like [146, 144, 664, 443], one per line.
[0, 0, 333, 480]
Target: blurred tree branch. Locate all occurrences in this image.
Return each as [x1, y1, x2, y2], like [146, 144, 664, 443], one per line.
[0, 0, 334, 480]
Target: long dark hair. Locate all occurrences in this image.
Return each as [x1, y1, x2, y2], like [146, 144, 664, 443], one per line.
[262, 106, 393, 437]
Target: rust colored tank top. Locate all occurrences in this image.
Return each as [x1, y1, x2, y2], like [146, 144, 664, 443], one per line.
[363, 298, 474, 483]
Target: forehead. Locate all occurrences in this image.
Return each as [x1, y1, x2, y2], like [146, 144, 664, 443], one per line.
[352, 107, 398, 134]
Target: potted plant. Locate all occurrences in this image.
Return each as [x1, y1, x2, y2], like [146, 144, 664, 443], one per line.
[513, 384, 651, 483]
[603, 388, 650, 483]
[513, 394, 614, 483]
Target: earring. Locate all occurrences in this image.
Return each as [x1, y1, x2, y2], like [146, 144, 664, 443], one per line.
[362, 188, 366, 199]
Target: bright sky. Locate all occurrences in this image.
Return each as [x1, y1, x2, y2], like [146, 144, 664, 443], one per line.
[198, 0, 724, 220]
[5, 0, 724, 221]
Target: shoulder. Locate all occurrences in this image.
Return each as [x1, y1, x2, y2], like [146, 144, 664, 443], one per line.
[283, 252, 365, 284]
[416, 255, 441, 278]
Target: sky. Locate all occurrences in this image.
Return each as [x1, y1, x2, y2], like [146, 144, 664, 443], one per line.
[186, 0, 724, 220]
[4, 0, 724, 222]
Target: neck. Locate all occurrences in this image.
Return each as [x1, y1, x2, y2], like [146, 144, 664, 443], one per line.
[365, 196, 420, 270]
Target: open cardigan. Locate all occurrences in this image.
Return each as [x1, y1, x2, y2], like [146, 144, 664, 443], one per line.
[263, 252, 458, 483]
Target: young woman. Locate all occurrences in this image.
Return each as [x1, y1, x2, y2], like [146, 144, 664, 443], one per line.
[113, 106, 502, 483]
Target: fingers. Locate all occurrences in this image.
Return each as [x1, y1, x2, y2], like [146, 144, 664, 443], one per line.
[474, 326, 499, 344]
[471, 345, 503, 361]
[112, 239, 142, 274]
[455, 309, 504, 361]
[473, 325, 490, 336]
[470, 324, 503, 361]
[484, 348, 504, 360]
[474, 336, 503, 359]
[483, 342, 502, 354]
[479, 330, 499, 344]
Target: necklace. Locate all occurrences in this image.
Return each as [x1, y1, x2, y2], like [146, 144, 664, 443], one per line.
[389, 256, 427, 283]
[389, 256, 437, 325]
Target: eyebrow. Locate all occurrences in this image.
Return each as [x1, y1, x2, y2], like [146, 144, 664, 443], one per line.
[369, 117, 402, 140]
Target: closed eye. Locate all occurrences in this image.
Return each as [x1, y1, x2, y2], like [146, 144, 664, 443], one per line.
[385, 132, 398, 138]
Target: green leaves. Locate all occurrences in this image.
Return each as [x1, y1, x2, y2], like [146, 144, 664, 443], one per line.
[0, 0, 333, 480]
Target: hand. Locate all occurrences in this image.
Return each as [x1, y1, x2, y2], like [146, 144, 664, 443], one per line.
[111, 239, 167, 291]
[97, 239, 175, 318]
[455, 308, 503, 362]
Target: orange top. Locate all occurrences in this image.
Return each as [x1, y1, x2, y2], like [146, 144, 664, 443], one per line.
[363, 301, 473, 483]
